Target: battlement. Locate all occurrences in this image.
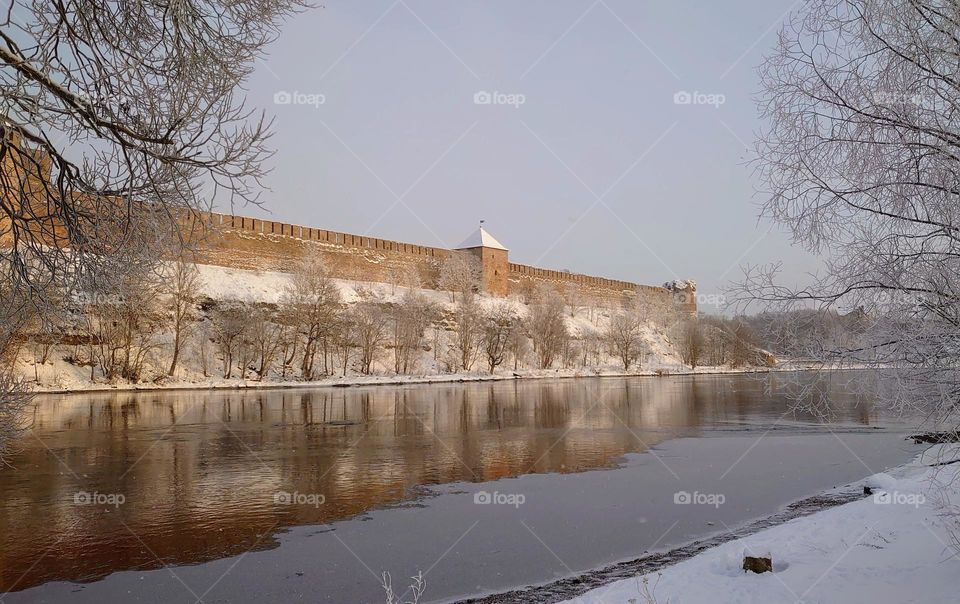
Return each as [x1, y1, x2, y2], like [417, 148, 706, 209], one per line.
[188, 210, 696, 317]
[190, 211, 451, 259]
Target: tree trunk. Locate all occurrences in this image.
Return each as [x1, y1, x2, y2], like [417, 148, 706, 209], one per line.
[168, 330, 181, 376]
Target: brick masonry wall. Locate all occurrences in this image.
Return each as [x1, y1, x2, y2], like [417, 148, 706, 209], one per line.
[13, 204, 693, 317]
[506, 262, 679, 313]
[185, 211, 697, 317]
[189, 211, 450, 288]
[0, 136, 692, 318]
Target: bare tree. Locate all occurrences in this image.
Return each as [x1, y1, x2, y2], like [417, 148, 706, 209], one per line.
[727, 319, 759, 368]
[83, 254, 164, 381]
[164, 259, 204, 376]
[606, 311, 643, 371]
[581, 328, 603, 368]
[389, 291, 436, 374]
[675, 320, 704, 369]
[743, 309, 853, 362]
[506, 327, 530, 371]
[385, 265, 422, 296]
[561, 334, 580, 369]
[482, 303, 517, 374]
[563, 283, 586, 318]
[250, 306, 285, 380]
[401, 264, 423, 291]
[333, 314, 355, 377]
[276, 310, 300, 379]
[28, 312, 60, 383]
[699, 315, 730, 366]
[451, 292, 483, 372]
[0, 0, 306, 305]
[0, 274, 32, 463]
[197, 322, 213, 378]
[741, 0, 960, 424]
[212, 305, 247, 379]
[518, 279, 538, 305]
[0, 0, 306, 442]
[438, 251, 482, 303]
[350, 292, 388, 375]
[283, 258, 342, 379]
[527, 287, 568, 369]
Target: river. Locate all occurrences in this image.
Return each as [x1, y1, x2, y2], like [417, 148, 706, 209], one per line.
[0, 373, 924, 602]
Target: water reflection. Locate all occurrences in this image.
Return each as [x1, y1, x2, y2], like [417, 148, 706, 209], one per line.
[0, 374, 883, 592]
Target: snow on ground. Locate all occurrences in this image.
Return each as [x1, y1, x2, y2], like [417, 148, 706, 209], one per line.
[195, 264, 292, 304]
[21, 361, 784, 394]
[196, 263, 454, 307]
[19, 263, 777, 393]
[565, 445, 960, 604]
[196, 263, 685, 359]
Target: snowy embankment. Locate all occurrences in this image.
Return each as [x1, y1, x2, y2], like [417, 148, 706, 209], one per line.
[565, 445, 960, 604]
[19, 263, 785, 394]
[24, 364, 791, 394]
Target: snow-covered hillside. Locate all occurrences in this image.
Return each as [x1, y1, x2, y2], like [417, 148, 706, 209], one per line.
[16, 263, 737, 393]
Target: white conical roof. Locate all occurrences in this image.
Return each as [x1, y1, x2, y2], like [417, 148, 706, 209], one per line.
[456, 227, 508, 251]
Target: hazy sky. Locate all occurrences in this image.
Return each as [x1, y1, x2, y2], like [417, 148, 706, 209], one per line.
[241, 0, 820, 312]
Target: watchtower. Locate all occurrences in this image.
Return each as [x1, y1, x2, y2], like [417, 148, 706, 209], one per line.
[455, 226, 509, 297]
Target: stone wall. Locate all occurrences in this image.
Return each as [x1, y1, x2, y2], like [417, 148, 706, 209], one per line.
[0, 133, 695, 318]
[460, 246, 510, 297]
[188, 212, 451, 288]
[507, 262, 677, 310]
[187, 211, 695, 318]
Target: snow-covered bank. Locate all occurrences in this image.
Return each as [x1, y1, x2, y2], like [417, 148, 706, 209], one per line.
[24, 363, 801, 395]
[16, 265, 788, 393]
[564, 445, 960, 604]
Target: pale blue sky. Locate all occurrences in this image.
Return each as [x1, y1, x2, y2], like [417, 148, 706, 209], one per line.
[240, 0, 818, 312]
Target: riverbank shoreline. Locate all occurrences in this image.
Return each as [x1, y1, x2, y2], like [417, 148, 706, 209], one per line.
[26, 363, 830, 396]
[545, 443, 960, 604]
[456, 487, 869, 604]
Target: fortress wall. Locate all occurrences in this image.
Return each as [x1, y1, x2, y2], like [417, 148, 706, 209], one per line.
[180, 211, 691, 317]
[0, 135, 694, 316]
[2, 186, 690, 316]
[507, 261, 675, 307]
[187, 211, 449, 287]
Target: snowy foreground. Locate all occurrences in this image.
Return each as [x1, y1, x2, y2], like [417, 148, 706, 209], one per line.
[565, 445, 960, 604]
